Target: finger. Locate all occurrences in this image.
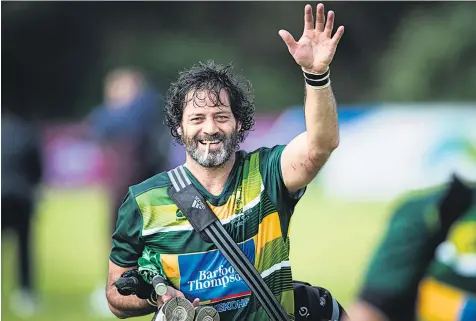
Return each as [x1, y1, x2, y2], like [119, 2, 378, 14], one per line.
[325, 10, 335, 37]
[192, 298, 200, 308]
[278, 29, 298, 54]
[159, 286, 180, 303]
[161, 295, 171, 303]
[315, 3, 325, 32]
[304, 4, 314, 31]
[332, 25, 345, 46]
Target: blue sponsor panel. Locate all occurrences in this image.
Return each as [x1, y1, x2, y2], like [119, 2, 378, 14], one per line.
[461, 297, 476, 321]
[278, 104, 375, 126]
[257, 105, 375, 147]
[178, 238, 255, 302]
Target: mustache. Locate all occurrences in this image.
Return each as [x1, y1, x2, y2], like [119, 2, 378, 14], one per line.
[193, 133, 225, 142]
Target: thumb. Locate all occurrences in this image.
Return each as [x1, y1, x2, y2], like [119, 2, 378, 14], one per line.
[160, 294, 172, 303]
[192, 298, 200, 308]
[278, 30, 297, 53]
[159, 286, 178, 303]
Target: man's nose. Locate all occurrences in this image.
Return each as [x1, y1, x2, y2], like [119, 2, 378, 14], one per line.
[203, 118, 219, 136]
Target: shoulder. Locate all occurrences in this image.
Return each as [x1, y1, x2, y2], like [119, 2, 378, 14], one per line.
[248, 145, 286, 155]
[388, 180, 457, 230]
[393, 186, 446, 215]
[124, 172, 177, 231]
[88, 105, 107, 120]
[240, 145, 286, 163]
[129, 172, 171, 201]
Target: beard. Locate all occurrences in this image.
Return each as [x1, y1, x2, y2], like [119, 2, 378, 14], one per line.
[183, 130, 240, 168]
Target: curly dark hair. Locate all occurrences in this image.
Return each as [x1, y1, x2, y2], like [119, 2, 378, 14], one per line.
[164, 60, 255, 145]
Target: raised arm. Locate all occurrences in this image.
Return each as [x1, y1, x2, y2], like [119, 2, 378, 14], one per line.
[279, 3, 344, 193]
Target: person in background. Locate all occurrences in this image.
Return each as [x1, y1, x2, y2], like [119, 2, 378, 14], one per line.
[344, 174, 476, 321]
[2, 107, 44, 318]
[87, 67, 170, 315]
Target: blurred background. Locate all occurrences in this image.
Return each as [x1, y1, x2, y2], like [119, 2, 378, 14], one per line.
[2, 1, 475, 321]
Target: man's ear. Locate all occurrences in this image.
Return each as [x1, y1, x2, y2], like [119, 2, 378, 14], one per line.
[177, 126, 182, 135]
[237, 121, 242, 132]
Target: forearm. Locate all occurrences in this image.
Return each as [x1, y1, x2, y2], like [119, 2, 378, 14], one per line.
[106, 285, 156, 319]
[304, 82, 339, 157]
[279, 81, 339, 192]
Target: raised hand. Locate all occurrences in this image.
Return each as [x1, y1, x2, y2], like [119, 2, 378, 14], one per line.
[279, 3, 344, 74]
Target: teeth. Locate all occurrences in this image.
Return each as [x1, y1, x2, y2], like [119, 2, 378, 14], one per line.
[202, 141, 219, 144]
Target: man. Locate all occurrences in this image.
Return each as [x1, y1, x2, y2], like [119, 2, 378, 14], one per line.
[2, 108, 43, 318]
[88, 67, 169, 315]
[106, 3, 344, 320]
[88, 67, 169, 235]
[344, 175, 476, 321]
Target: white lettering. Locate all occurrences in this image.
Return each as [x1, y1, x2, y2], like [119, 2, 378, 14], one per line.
[215, 298, 250, 312]
[221, 275, 230, 288]
[227, 266, 234, 275]
[188, 279, 204, 292]
[187, 265, 246, 293]
[210, 278, 222, 288]
[199, 270, 207, 280]
[218, 265, 225, 275]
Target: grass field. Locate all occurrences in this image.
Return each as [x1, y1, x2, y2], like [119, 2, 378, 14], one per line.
[1, 185, 393, 321]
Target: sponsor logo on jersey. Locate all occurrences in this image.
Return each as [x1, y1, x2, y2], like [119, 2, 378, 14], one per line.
[177, 238, 255, 303]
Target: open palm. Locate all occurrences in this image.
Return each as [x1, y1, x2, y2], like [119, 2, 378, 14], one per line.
[279, 3, 344, 74]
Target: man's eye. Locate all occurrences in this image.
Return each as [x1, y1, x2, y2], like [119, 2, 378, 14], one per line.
[216, 116, 228, 120]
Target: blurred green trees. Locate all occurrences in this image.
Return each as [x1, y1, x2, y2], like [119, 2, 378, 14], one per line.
[3, 2, 474, 121]
[372, 3, 476, 102]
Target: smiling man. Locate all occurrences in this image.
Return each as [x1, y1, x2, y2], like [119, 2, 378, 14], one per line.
[105, 3, 344, 320]
[180, 88, 244, 170]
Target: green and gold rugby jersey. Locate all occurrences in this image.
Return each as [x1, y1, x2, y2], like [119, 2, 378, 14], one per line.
[358, 177, 476, 321]
[109, 146, 306, 320]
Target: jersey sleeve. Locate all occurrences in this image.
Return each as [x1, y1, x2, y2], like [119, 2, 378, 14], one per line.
[358, 195, 440, 321]
[109, 190, 145, 267]
[259, 146, 306, 223]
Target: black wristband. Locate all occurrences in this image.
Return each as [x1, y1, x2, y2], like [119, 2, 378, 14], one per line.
[303, 68, 330, 81]
[303, 68, 331, 88]
[305, 77, 331, 87]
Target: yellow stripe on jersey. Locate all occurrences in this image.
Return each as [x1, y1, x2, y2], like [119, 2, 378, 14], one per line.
[140, 204, 190, 230]
[208, 194, 238, 220]
[418, 276, 465, 321]
[160, 254, 181, 287]
[254, 212, 282, 259]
